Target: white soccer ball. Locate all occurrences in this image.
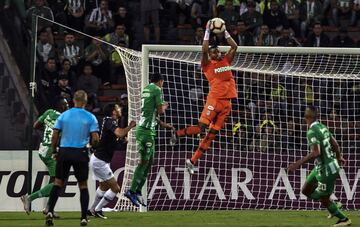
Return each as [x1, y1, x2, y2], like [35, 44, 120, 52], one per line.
[209, 18, 226, 34]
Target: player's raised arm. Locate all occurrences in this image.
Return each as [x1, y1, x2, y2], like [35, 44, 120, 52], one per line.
[201, 21, 211, 66]
[330, 136, 346, 166]
[224, 29, 238, 63]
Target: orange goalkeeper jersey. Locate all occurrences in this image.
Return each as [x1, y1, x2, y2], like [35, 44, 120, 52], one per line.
[202, 55, 237, 100]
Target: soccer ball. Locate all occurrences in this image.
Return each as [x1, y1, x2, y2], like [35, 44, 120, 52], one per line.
[209, 18, 226, 34]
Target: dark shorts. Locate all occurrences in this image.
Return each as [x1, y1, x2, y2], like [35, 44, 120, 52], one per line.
[141, 10, 159, 26]
[56, 147, 89, 182]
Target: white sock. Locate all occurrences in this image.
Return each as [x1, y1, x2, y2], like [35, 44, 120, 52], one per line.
[90, 188, 106, 211]
[95, 189, 117, 211]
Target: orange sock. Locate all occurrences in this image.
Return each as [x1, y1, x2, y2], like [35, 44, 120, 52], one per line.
[191, 150, 203, 164]
[177, 126, 201, 137]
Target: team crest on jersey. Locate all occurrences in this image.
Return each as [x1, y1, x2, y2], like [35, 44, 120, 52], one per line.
[311, 137, 318, 143]
[146, 142, 153, 147]
[207, 105, 214, 111]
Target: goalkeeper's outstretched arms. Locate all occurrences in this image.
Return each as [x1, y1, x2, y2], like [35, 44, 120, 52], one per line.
[201, 20, 211, 66]
[224, 29, 237, 63]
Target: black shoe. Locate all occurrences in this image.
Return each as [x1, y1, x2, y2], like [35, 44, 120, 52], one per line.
[94, 210, 107, 219]
[45, 212, 54, 226]
[333, 218, 352, 226]
[86, 209, 95, 217]
[80, 218, 88, 226]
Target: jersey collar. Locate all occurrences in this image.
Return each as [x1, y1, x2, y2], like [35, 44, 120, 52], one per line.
[310, 121, 319, 129]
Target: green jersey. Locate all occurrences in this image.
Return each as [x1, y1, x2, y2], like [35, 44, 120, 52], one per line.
[307, 121, 340, 176]
[138, 83, 164, 134]
[38, 109, 61, 146]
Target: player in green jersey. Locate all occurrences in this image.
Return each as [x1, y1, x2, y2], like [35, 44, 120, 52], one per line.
[288, 106, 351, 227]
[125, 73, 174, 207]
[21, 98, 69, 215]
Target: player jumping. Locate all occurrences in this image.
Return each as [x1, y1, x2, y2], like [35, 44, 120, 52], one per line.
[88, 104, 136, 219]
[125, 73, 174, 207]
[170, 20, 238, 174]
[21, 98, 68, 216]
[288, 106, 351, 227]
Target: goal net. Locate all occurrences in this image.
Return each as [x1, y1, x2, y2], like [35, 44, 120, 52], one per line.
[115, 46, 360, 211]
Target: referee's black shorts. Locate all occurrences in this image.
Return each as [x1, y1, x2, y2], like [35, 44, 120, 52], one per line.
[56, 147, 89, 182]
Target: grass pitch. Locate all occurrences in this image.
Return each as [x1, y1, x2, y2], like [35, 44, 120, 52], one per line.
[0, 210, 358, 227]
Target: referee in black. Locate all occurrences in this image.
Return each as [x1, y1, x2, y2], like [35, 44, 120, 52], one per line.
[46, 90, 99, 226]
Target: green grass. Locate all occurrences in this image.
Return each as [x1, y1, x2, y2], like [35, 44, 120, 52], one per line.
[0, 210, 358, 227]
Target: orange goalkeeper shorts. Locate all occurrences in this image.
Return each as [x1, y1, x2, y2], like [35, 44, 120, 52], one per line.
[199, 98, 231, 131]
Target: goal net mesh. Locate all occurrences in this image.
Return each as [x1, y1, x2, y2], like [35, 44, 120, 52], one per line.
[115, 47, 360, 211]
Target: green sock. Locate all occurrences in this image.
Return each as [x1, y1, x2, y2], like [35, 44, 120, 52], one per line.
[130, 164, 147, 193]
[328, 201, 347, 220]
[29, 183, 54, 201]
[136, 162, 152, 193]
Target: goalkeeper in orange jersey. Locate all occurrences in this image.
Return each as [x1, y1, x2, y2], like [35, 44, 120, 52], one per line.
[170, 20, 238, 174]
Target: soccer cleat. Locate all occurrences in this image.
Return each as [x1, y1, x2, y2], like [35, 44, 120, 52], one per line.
[124, 190, 140, 207]
[169, 129, 177, 146]
[328, 202, 343, 219]
[185, 159, 195, 175]
[86, 209, 95, 217]
[45, 212, 54, 226]
[94, 210, 107, 219]
[136, 192, 147, 207]
[333, 218, 351, 226]
[42, 208, 60, 219]
[20, 195, 30, 215]
[80, 218, 88, 226]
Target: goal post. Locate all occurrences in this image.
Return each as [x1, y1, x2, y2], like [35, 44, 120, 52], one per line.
[115, 45, 360, 212]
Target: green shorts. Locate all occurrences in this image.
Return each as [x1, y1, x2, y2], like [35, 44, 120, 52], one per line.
[38, 143, 56, 177]
[306, 168, 339, 197]
[136, 127, 155, 161]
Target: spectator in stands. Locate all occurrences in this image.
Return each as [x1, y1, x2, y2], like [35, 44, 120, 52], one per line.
[255, 24, 276, 46]
[59, 33, 82, 69]
[331, 27, 355, 47]
[84, 36, 110, 85]
[305, 22, 330, 47]
[281, 0, 300, 37]
[58, 59, 77, 89]
[113, 6, 133, 39]
[65, 0, 85, 31]
[216, 0, 240, 13]
[51, 74, 72, 105]
[332, 0, 356, 26]
[164, 0, 192, 27]
[120, 93, 129, 128]
[233, 20, 254, 46]
[77, 63, 100, 112]
[281, 118, 300, 150]
[48, 0, 67, 26]
[3, 0, 26, 19]
[36, 57, 58, 111]
[240, 1, 263, 33]
[36, 29, 56, 64]
[253, 113, 278, 152]
[84, 0, 98, 15]
[276, 27, 301, 46]
[355, 0, 360, 25]
[263, 0, 289, 33]
[26, 0, 54, 30]
[192, 26, 204, 45]
[104, 24, 129, 84]
[239, 0, 261, 15]
[219, 0, 240, 28]
[299, 0, 323, 38]
[85, 0, 114, 36]
[141, 0, 160, 43]
[191, 0, 217, 28]
[270, 76, 287, 116]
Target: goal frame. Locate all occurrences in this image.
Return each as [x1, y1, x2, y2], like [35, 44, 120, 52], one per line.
[137, 45, 359, 212]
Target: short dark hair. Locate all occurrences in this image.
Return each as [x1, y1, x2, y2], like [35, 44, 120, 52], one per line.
[209, 45, 218, 51]
[103, 103, 117, 116]
[83, 62, 93, 69]
[150, 73, 164, 83]
[306, 105, 319, 118]
[62, 59, 71, 65]
[47, 57, 56, 63]
[313, 21, 322, 28]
